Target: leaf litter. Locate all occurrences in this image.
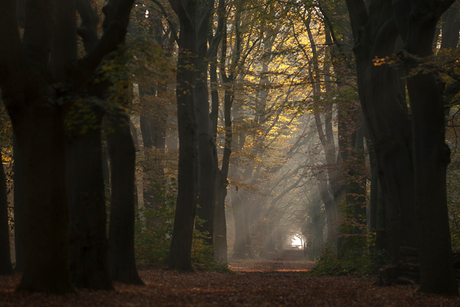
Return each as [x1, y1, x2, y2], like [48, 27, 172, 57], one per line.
[0, 251, 459, 306]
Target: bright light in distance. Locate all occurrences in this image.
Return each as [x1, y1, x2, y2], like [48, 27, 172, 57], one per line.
[291, 235, 303, 249]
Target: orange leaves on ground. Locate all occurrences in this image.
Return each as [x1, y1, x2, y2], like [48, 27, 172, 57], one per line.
[0, 255, 459, 306]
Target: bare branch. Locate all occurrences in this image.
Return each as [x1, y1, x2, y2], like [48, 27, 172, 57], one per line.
[152, 0, 179, 44]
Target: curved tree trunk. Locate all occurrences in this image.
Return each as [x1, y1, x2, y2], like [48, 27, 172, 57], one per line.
[167, 0, 199, 272]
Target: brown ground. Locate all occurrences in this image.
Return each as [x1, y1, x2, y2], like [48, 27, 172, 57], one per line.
[0, 250, 460, 306]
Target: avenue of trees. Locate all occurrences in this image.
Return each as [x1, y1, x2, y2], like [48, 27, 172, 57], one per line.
[0, 0, 460, 296]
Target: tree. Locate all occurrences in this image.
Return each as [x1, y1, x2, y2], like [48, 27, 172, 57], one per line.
[108, 108, 144, 285]
[0, 156, 13, 275]
[209, 0, 228, 263]
[0, 0, 134, 293]
[195, 0, 218, 247]
[167, 0, 201, 271]
[346, 0, 458, 295]
[66, 1, 112, 290]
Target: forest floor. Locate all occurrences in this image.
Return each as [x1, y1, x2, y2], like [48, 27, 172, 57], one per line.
[1, 250, 460, 306]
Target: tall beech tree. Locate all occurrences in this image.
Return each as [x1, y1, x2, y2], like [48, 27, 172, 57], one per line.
[346, 0, 458, 295]
[0, 0, 134, 293]
[167, 0, 209, 271]
[67, 0, 112, 289]
[194, 0, 217, 247]
[107, 109, 143, 285]
[68, 0, 142, 288]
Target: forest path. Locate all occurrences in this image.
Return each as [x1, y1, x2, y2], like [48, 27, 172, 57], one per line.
[229, 249, 315, 273]
[1, 254, 460, 306]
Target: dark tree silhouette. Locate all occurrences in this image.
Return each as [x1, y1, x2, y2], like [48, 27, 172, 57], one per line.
[0, 0, 134, 293]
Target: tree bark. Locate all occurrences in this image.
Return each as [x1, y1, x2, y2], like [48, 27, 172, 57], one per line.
[14, 106, 74, 293]
[66, 112, 113, 290]
[0, 0, 134, 293]
[213, 170, 228, 263]
[400, 0, 458, 295]
[107, 111, 143, 285]
[346, 0, 418, 263]
[195, 0, 215, 246]
[167, 0, 199, 271]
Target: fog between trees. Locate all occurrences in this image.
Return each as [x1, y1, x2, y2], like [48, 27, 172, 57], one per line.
[0, 0, 460, 296]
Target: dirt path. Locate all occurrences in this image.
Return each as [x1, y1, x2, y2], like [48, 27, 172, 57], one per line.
[0, 251, 459, 306]
[229, 249, 314, 273]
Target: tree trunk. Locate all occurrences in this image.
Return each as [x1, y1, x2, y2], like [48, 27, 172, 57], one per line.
[107, 111, 143, 285]
[213, 170, 228, 263]
[195, 81, 215, 246]
[66, 112, 113, 290]
[14, 106, 73, 293]
[167, 0, 199, 272]
[346, 0, 418, 263]
[0, 155, 13, 274]
[195, 0, 215, 246]
[401, 0, 458, 295]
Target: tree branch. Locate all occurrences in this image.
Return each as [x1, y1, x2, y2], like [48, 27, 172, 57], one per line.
[77, 0, 99, 53]
[74, 0, 134, 92]
[152, 0, 179, 44]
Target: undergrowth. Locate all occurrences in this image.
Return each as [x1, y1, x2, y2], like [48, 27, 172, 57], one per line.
[134, 178, 230, 273]
[310, 234, 381, 276]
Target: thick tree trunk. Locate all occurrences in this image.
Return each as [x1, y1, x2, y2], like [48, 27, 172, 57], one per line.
[14, 106, 73, 293]
[66, 113, 113, 290]
[346, 0, 418, 263]
[107, 111, 143, 285]
[0, 0, 134, 294]
[401, 0, 458, 295]
[407, 69, 457, 294]
[167, 0, 198, 272]
[0, 156, 13, 274]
